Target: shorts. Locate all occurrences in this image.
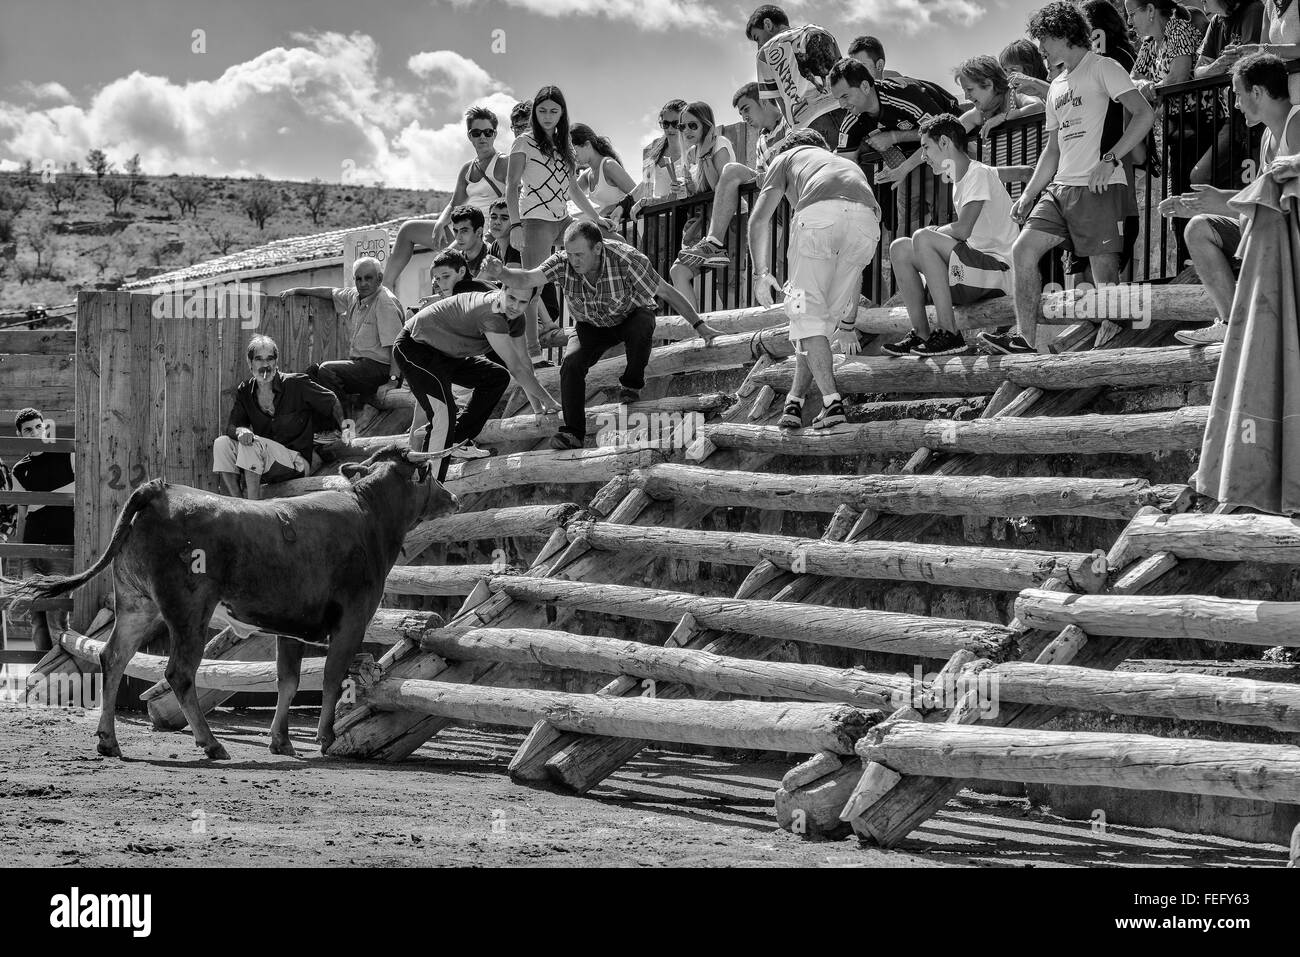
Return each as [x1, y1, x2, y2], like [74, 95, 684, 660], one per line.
[213, 434, 308, 481]
[1193, 212, 1244, 265]
[1026, 183, 1126, 259]
[785, 199, 880, 342]
[936, 241, 1010, 306]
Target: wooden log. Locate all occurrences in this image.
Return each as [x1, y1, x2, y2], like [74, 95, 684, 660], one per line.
[1013, 589, 1300, 648]
[565, 522, 1106, 593]
[987, 661, 1300, 731]
[384, 565, 499, 597]
[59, 629, 325, 693]
[443, 446, 663, 496]
[781, 750, 845, 791]
[628, 464, 1175, 519]
[0, 329, 77, 355]
[1120, 511, 1300, 564]
[361, 678, 880, 755]
[704, 407, 1208, 457]
[417, 625, 909, 709]
[486, 577, 1016, 660]
[649, 303, 792, 342]
[400, 503, 581, 557]
[751, 345, 1220, 395]
[530, 327, 795, 395]
[856, 721, 1300, 804]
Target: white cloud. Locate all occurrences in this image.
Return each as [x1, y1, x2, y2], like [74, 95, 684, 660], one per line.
[840, 0, 986, 33]
[446, 0, 722, 30]
[0, 33, 517, 190]
[408, 49, 507, 104]
[17, 81, 74, 103]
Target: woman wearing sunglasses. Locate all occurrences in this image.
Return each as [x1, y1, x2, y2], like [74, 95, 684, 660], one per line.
[425, 106, 509, 247]
[667, 101, 736, 303]
[505, 85, 606, 355]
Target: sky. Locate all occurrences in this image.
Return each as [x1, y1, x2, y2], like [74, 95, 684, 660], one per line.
[0, 0, 1045, 191]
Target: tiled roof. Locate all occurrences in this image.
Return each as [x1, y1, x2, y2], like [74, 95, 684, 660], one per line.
[123, 213, 434, 289]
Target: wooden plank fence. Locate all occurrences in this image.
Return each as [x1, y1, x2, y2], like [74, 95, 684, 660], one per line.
[71, 289, 356, 628]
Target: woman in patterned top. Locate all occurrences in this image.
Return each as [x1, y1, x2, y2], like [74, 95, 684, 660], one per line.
[505, 85, 605, 356]
[1128, 0, 1205, 191]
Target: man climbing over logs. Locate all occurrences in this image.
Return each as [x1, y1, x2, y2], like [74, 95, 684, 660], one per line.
[480, 221, 722, 451]
[747, 128, 881, 429]
[214, 335, 344, 500]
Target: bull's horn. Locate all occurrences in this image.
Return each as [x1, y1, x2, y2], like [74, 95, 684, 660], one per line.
[404, 446, 461, 463]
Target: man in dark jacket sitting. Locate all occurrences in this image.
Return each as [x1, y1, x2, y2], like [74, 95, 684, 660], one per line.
[212, 334, 343, 499]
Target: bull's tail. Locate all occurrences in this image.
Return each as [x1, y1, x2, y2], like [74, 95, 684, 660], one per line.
[0, 479, 166, 615]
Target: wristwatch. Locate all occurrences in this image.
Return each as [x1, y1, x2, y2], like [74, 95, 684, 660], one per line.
[1101, 151, 1119, 167]
[389, 374, 402, 387]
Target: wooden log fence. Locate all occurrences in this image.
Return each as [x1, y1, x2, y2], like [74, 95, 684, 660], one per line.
[1119, 511, 1300, 564]
[563, 522, 1107, 593]
[704, 408, 1208, 457]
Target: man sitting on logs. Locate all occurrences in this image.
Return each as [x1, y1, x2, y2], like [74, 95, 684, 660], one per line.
[286, 256, 406, 419]
[480, 221, 721, 450]
[213, 335, 344, 500]
[747, 128, 881, 430]
[392, 282, 561, 470]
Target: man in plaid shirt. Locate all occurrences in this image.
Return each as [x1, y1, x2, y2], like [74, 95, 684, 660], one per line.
[482, 221, 721, 450]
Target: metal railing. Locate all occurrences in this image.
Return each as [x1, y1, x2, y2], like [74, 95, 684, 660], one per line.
[626, 63, 1288, 311]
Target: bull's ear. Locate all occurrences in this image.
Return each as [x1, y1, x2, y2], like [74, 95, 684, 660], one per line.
[340, 463, 369, 483]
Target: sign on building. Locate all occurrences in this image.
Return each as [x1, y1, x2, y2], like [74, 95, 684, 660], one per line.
[342, 228, 390, 288]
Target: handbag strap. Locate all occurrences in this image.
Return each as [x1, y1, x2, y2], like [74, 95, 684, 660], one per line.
[473, 154, 504, 197]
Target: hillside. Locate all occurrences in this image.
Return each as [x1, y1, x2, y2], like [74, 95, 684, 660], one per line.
[0, 169, 451, 315]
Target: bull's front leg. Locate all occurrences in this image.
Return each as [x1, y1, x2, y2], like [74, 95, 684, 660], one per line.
[317, 620, 367, 755]
[270, 636, 304, 756]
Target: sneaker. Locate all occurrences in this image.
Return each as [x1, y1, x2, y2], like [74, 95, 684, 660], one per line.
[882, 330, 927, 357]
[617, 386, 640, 405]
[677, 238, 731, 270]
[778, 399, 804, 429]
[976, 330, 1036, 355]
[549, 430, 583, 451]
[912, 330, 971, 357]
[532, 357, 555, 369]
[450, 440, 493, 460]
[1174, 322, 1227, 346]
[812, 398, 846, 430]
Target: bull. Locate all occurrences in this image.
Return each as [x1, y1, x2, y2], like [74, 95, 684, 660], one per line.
[0, 445, 459, 761]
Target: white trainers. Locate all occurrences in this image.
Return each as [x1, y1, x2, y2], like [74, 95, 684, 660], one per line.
[1174, 323, 1227, 346]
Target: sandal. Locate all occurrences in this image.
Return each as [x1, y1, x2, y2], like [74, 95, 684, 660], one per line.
[539, 326, 569, 348]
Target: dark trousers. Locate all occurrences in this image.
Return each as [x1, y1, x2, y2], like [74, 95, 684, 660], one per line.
[392, 332, 509, 480]
[307, 357, 389, 417]
[560, 308, 656, 440]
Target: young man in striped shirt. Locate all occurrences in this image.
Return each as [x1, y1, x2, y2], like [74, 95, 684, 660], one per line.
[676, 82, 790, 271]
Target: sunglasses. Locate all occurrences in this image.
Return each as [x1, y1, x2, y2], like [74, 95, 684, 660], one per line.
[660, 119, 680, 129]
[468, 128, 496, 138]
[680, 121, 702, 131]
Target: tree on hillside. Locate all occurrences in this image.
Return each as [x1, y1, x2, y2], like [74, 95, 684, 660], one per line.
[44, 174, 79, 213]
[204, 223, 239, 255]
[166, 178, 210, 217]
[0, 213, 15, 245]
[241, 185, 281, 230]
[123, 154, 145, 196]
[101, 174, 131, 214]
[301, 178, 329, 225]
[19, 160, 36, 190]
[357, 181, 389, 223]
[87, 242, 115, 277]
[0, 185, 29, 216]
[26, 218, 56, 277]
[86, 149, 113, 181]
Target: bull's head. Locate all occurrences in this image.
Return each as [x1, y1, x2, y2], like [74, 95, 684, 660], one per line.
[341, 445, 460, 524]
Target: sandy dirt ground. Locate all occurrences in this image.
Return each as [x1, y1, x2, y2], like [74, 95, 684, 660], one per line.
[0, 704, 1288, 868]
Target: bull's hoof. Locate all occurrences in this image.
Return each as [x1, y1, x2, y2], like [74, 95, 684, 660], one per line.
[96, 739, 121, 758]
[203, 743, 230, 761]
[316, 734, 335, 756]
[269, 739, 297, 757]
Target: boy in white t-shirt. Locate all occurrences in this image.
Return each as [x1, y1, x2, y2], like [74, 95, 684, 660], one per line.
[977, 2, 1154, 355]
[884, 114, 1020, 358]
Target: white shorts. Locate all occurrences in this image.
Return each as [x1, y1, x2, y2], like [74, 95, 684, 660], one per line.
[785, 199, 880, 342]
[212, 434, 308, 477]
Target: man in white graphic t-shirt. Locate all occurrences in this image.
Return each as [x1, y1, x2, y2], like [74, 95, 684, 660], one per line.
[977, 2, 1154, 355]
[746, 5, 847, 149]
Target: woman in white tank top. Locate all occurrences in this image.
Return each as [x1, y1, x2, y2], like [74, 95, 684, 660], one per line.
[429, 106, 509, 242]
[570, 123, 639, 234]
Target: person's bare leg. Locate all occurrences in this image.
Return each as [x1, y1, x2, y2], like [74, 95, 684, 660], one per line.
[803, 336, 839, 400]
[669, 263, 697, 309]
[243, 470, 262, 500]
[789, 348, 813, 400]
[703, 164, 752, 242]
[1011, 228, 1062, 349]
[890, 237, 932, 338]
[218, 472, 240, 497]
[913, 228, 961, 332]
[1185, 216, 1235, 323]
